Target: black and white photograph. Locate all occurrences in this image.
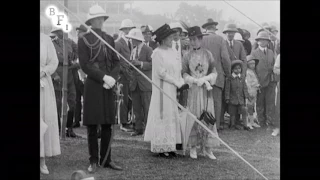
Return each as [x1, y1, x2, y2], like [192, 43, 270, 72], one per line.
[40, 0, 280, 179]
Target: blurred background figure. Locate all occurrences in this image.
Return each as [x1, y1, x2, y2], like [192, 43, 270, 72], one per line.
[113, 33, 119, 41]
[141, 25, 158, 50]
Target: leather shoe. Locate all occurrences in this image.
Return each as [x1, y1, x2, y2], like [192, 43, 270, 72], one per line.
[131, 131, 143, 136]
[88, 163, 97, 173]
[72, 122, 80, 128]
[105, 162, 123, 171]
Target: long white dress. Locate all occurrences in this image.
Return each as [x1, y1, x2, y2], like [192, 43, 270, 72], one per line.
[144, 47, 184, 153]
[40, 33, 61, 157]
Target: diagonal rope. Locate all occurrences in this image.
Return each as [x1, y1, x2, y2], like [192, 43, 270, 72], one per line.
[222, 0, 279, 40]
[53, 1, 269, 179]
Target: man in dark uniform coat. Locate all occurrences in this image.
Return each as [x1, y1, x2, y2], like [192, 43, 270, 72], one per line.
[141, 25, 158, 50]
[51, 28, 78, 137]
[78, 4, 122, 173]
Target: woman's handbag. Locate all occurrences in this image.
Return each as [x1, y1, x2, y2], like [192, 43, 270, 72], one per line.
[200, 93, 216, 125]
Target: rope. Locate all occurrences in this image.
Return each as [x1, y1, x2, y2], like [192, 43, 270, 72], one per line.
[54, 1, 269, 179]
[222, 0, 279, 41]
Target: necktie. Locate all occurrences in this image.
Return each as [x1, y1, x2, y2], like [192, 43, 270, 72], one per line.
[128, 41, 132, 51]
[264, 49, 266, 55]
[176, 42, 179, 51]
[135, 46, 139, 60]
[230, 41, 233, 49]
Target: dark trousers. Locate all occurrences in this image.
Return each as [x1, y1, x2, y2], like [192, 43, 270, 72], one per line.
[212, 86, 223, 129]
[119, 79, 130, 125]
[74, 83, 83, 124]
[274, 82, 280, 128]
[257, 82, 277, 126]
[132, 86, 152, 132]
[87, 124, 112, 165]
[54, 79, 76, 132]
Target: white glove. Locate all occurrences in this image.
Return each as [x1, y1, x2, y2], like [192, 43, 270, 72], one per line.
[103, 75, 116, 88]
[103, 83, 112, 89]
[174, 80, 184, 88]
[197, 78, 206, 87]
[204, 81, 213, 90]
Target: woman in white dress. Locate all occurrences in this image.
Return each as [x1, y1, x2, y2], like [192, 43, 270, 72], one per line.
[40, 32, 61, 174]
[144, 24, 186, 157]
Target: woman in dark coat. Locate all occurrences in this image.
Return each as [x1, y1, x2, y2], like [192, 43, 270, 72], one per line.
[78, 4, 122, 173]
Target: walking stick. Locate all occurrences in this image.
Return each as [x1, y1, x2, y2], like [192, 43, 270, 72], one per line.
[101, 79, 123, 168]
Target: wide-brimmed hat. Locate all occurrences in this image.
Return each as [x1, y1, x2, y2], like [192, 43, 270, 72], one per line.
[270, 25, 278, 33]
[231, 60, 243, 69]
[141, 25, 153, 33]
[223, 23, 238, 34]
[234, 32, 244, 42]
[76, 24, 88, 33]
[187, 26, 208, 38]
[119, 19, 135, 30]
[246, 55, 259, 65]
[49, 33, 57, 38]
[202, 18, 218, 29]
[85, 4, 109, 25]
[152, 24, 176, 43]
[169, 22, 183, 33]
[125, 28, 145, 42]
[51, 27, 62, 34]
[257, 26, 272, 35]
[255, 31, 271, 41]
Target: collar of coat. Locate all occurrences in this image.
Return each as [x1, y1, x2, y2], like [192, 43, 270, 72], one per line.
[232, 72, 241, 78]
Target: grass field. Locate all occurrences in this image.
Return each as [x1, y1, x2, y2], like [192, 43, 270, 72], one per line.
[40, 125, 280, 180]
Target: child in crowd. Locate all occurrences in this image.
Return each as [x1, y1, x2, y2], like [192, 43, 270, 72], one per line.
[245, 55, 261, 129]
[225, 60, 251, 130]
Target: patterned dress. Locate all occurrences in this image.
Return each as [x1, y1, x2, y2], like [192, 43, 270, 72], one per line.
[182, 48, 220, 151]
[144, 47, 184, 153]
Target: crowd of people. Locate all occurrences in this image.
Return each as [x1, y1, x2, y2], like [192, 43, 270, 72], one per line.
[40, 4, 280, 176]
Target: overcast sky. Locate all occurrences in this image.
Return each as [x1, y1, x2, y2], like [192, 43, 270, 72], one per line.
[128, 0, 280, 24]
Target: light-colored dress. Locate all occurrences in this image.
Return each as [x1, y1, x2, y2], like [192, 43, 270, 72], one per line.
[40, 33, 61, 157]
[182, 48, 220, 151]
[144, 47, 184, 153]
[245, 69, 260, 115]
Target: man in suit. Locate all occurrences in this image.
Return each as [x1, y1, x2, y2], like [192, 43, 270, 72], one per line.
[125, 28, 153, 136]
[115, 19, 135, 132]
[201, 18, 232, 131]
[251, 31, 278, 128]
[141, 25, 158, 50]
[252, 26, 279, 54]
[51, 28, 79, 138]
[223, 23, 247, 130]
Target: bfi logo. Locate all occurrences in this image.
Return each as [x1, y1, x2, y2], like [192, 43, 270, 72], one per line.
[45, 5, 72, 33]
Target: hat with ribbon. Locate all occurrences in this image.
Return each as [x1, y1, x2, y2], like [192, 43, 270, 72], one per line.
[119, 19, 135, 30]
[187, 26, 208, 38]
[255, 31, 271, 41]
[141, 25, 153, 33]
[76, 24, 88, 33]
[85, 4, 109, 25]
[125, 28, 145, 42]
[246, 55, 259, 65]
[234, 32, 244, 42]
[231, 60, 243, 70]
[223, 23, 238, 34]
[152, 23, 176, 43]
[202, 18, 219, 29]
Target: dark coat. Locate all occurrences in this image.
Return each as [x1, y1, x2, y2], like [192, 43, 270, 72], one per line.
[115, 37, 132, 82]
[242, 39, 252, 55]
[130, 44, 153, 92]
[225, 75, 249, 105]
[250, 48, 276, 88]
[148, 40, 158, 50]
[252, 40, 280, 56]
[201, 32, 231, 89]
[226, 40, 247, 77]
[78, 29, 120, 125]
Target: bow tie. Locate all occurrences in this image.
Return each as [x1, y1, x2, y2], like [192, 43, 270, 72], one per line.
[193, 47, 201, 51]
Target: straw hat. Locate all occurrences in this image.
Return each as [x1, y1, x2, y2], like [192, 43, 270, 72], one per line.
[223, 23, 238, 34]
[231, 60, 243, 69]
[152, 24, 176, 43]
[141, 25, 153, 33]
[234, 32, 244, 42]
[125, 28, 145, 42]
[169, 22, 183, 33]
[246, 55, 259, 65]
[85, 4, 109, 25]
[202, 18, 218, 29]
[119, 19, 135, 30]
[255, 31, 270, 41]
[187, 26, 208, 38]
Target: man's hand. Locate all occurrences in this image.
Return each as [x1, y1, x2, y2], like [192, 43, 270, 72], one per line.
[131, 60, 141, 66]
[103, 75, 116, 88]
